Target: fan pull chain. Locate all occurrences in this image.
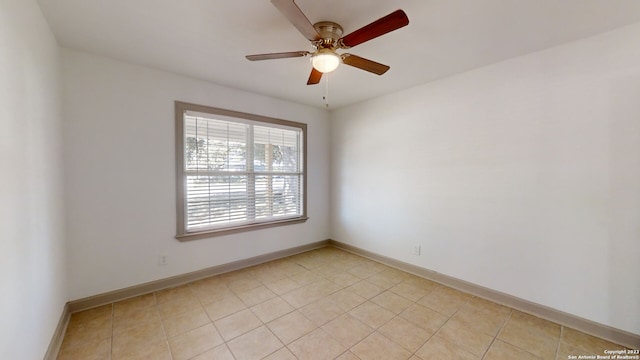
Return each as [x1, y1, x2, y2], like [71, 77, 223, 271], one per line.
[323, 73, 330, 108]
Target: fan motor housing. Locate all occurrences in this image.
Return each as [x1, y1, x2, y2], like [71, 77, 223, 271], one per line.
[313, 21, 343, 47]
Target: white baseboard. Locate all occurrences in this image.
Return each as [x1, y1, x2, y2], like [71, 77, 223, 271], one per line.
[49, 238, 638, 359]
[43, 303, 70, 360]
[67, 240, 330, 313]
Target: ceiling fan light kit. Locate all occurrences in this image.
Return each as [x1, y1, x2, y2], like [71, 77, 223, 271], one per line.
[246, 0, 409, 85]
[311, 48, 340, 73]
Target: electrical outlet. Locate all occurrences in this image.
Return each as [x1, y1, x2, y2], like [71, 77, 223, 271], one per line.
[158, 255, 168, 266]
[413, 244, 421, 255]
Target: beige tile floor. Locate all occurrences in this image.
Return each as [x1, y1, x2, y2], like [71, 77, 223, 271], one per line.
[57, 247, 631, 360]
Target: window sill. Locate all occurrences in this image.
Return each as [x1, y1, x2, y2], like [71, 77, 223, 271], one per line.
[175, 217, 309, 242]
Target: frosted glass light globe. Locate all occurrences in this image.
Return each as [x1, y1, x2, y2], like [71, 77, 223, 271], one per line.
[312, 49, 340, 73]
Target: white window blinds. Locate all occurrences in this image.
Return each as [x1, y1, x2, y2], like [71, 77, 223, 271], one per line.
[182, 112, 304, 232]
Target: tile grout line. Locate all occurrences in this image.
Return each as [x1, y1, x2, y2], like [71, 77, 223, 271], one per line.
[110, 303, 114, 360]
[287, 257, 390, 358]
[411, 292, 474, 358]
[480, 308, 513, 359]
[254, 266, 297, 356]
[400, 280, 441, 359]
[555, 326, 565, 360]
[493, 311, 560, 359]
[166, 283, 227, 359]
[218, 261, 321, 358]
[180, 285, 212, 360]
[257, 256, 348, 358]
[147, 292, 164, 359]
[376, 278, 437, 358]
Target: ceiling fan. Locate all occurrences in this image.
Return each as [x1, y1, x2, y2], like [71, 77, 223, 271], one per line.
[246, 0, 409, 85]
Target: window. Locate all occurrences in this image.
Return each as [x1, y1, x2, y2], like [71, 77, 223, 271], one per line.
[175, 102, 307, 240]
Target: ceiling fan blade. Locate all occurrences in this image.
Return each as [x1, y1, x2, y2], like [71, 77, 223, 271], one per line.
[271, 0, 321, 41]
[341, 54, 390, 75]
[307, 68, 322, 85]
[246, 51, 309, 61]
[340, 10, 409, 48]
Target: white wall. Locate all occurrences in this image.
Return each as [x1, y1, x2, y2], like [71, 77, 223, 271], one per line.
[0, 0, 67, 358]
[62, 50, 331, 300]
[331, 23, 640, 335]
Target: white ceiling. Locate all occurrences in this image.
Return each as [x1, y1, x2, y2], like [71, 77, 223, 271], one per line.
[38, 0, 640, 109]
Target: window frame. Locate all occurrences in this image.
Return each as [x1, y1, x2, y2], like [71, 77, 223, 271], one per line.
[175, 101, 307, 241]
